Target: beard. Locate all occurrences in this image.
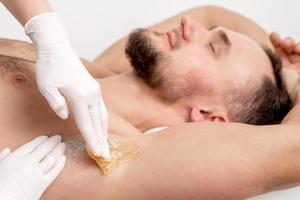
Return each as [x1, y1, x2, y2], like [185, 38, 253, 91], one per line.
[125, 28, 190, 103]
[125, 28, 166, 89]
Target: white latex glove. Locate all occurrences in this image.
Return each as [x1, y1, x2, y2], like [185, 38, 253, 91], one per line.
[24, 13, 110, 159]
[0, 136, 66, 200]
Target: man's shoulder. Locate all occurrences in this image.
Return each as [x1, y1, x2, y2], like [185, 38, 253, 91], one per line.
[108, 109, 143, 136]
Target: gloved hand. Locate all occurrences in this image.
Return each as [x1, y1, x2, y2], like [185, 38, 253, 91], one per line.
[0, 135, 66, 200]
[24, 13, 110, 159]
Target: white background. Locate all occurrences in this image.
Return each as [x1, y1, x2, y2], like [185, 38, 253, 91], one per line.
[1, 0, 300, 199]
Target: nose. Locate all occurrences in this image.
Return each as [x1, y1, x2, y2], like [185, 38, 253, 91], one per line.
[181, 16, 209, 41]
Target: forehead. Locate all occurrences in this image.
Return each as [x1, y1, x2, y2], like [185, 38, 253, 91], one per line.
[219, 27, 274, 85]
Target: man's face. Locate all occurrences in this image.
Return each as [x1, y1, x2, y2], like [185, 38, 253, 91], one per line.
[125, 17, 274, 103]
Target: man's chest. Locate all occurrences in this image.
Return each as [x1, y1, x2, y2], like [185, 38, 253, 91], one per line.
[0, 76, 79, 149]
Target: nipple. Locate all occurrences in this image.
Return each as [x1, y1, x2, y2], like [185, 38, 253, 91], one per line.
[86, 137, 140, 175]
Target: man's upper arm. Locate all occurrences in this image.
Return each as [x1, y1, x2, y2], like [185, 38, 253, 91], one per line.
[202, 5, 273, 49]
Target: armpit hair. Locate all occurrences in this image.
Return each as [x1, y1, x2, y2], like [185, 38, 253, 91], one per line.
[0, 54, 36, 87]
[62, 136, 86, 157]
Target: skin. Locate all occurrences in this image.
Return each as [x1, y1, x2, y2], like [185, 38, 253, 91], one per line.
[93, 5, 273, 75]
[1, 0, 111, 158]
[1, 43, 300, 199]
[270, 32, 300, 68]
[0, 5, 299, 200]
[0, 0, 53, 26]
[0, 36, 298, 200]
[125, 16, 274, 123]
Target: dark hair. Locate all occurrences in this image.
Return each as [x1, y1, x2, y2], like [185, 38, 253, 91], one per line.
[226, 47, 292, 125]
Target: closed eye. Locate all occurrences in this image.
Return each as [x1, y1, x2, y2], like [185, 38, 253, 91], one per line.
[209, 43, 215, 54]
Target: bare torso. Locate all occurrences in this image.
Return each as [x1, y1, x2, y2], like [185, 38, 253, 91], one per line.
[0, 39, 140, 199]
[0, 39, 83, 148]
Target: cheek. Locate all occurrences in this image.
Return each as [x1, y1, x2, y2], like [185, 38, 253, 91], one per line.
[169, 46, 214, 73]
[227, 62, 253, 88]
[186, 69, 220, 96]
[166, 46, 221, 95]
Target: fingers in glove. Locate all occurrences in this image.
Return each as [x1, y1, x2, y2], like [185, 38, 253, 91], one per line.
[41, 87, 69, 119]
[45, 155, 66, 185]
[13, 136, 48, 156]
[0, 148, 11, 160]
[98, 98, 109, 139]
[102, 138, 111, 161]
[89, 98, 110, 160]
[40, 142, 66, 174]
[98, 98, 110, 160]
[30, 135, 62, 162]
[96, 84, 110, 159]
[73, 101, 102, 156]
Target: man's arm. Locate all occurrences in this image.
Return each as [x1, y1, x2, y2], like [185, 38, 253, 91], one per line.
[44, 120, 300, 200]
[93, 5, 273, 75]
[43, 100, 300, 200]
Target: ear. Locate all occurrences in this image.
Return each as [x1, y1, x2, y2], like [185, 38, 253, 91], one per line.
[189, 107, 229, 123]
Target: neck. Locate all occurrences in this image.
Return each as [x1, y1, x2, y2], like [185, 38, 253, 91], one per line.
[99, 71, 188, 132]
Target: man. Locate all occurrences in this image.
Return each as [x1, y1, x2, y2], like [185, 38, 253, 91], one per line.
[122, 16, 291, 126]
[94, 6, 293, 126]
[0, 5, 299, 200]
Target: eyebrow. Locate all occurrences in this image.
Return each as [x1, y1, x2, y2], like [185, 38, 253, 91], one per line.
[209, 25, 218, 31]
[216, 30, 231, 47]
[209, 26, 232, 47]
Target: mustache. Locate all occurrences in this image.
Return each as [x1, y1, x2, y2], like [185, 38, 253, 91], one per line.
[171, 29, 181, 49]
[152, 29, 181, 49]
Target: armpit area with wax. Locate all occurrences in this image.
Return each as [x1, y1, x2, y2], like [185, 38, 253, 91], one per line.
[86, 137, 140, 175]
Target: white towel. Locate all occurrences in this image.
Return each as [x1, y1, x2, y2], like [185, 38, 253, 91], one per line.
[144, 127, 168, 135]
